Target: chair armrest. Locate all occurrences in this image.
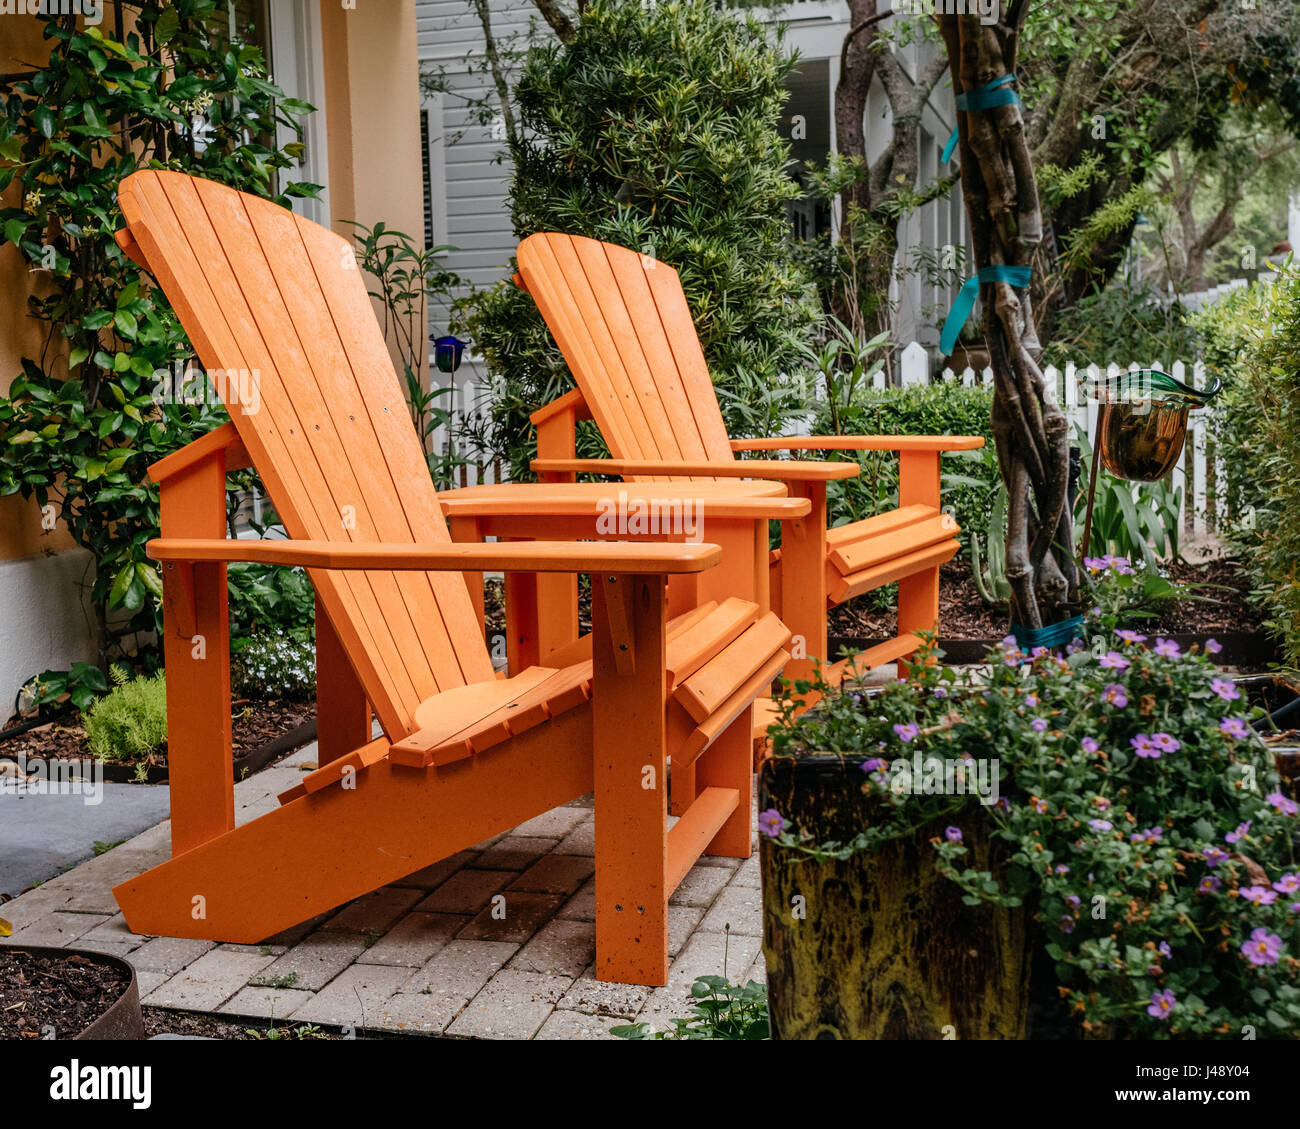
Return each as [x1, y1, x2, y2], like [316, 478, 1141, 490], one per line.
[529, 457, 860, 482]
[729, 435, 986, 453]
[529, 387, 592, 427]
[146, 538, 722, 574]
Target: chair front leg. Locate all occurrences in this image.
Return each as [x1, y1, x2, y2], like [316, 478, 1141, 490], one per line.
[778, 480, 828, 686]
[159, 455, 234, 857]
[591, 572, 670, 986]
[897, 449, 944, 676]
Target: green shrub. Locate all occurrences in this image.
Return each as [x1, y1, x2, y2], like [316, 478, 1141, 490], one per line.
[233, 633, 316, 699]
[461, 0, 819, 480]
[1196, 268, 1300, 666]
[812, 382, 999, 539]
[1041, 279, 1199, 370]
[227, 564, 316, 641]
[84, 669, 167, 762]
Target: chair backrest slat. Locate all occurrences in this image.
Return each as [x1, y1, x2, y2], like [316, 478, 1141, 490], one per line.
[518, 233, 734, 480]
[120, 171, 495, 737]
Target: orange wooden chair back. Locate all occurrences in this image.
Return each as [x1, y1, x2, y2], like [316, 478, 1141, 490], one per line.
[119, 171, 494, 739]
[516, 232, 739, 482]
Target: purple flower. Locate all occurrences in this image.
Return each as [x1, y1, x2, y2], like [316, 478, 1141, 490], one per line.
[1030, 718, 1048, 733]
[1147, 989, 1176, 1020]
[1117, 630, 1148, 644]
[1154, 638, 1181, 659]
[944, 826, 963, 843]
[861, 757, 887, 774]
[1065, 894, 1081, 907]
[932, 686, 948, 699]
[1242, 928, 1282, 967]
[1131, 826, 1163, 844]
[1225, 821, 1251, 844]
[1025, 693, 1039, 707]
[1031, 647, 1049, 660]
[893, 722, 920, 743]
[1158, 941, 1172, 958]
[1267, 791, 1299, 816]
[1055, 864, 1070, 874]
[1272, 873, 1300, 895]
[1240, 885, 1279, 906]
[758, 808, 785, 838]
[1082, 737, 1100, 754]
[1131, 734, 1162, 759]
[1211, 678, 1241, 702]
[1219, 717, 1250, 740]
[1291, 903, 1300, 914]
[1099, 651, 1130, 672]
[1105, 555, 1134, 575]
[1151, 732, 1181, 754]
[1083, 556, 1107, 571]
[1089, 819, 1113, 832]
[1202, 847, 1229, 867]
[1059, 915, 1075, 934]
[1102, 683, 1128, 708]
[1032, 798, 1049, 814]
[1146, 964, 1164, 976]
[1205, 638, 1223, 655]
[1198, 876, 1222, 893]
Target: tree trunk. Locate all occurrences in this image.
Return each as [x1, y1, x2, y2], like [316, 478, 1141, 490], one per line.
[936, 7, 1077, 630]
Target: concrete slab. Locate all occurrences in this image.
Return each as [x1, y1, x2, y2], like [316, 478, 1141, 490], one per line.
[0, 782, 170, 897]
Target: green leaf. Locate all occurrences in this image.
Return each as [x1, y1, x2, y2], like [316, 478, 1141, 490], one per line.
[113, 310, 137, 337]
[137, 562, 164, 600]
[33, 105, 55, 139]
[154, 5, 180, 44]
[108, 564, 134, 608]
[4, 218, 26, 246]
[68, 346, 90, 370]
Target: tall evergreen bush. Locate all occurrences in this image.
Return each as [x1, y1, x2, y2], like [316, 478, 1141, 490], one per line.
[462, 0, 819, 478]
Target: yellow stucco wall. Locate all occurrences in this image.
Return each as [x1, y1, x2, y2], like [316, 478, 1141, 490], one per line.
[321, 0, 424, 247]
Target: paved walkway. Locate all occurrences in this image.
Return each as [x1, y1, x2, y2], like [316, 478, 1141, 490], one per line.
[0, 749, 765, 1039]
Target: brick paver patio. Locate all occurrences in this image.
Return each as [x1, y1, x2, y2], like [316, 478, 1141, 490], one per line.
[0, 749, 767, 1039]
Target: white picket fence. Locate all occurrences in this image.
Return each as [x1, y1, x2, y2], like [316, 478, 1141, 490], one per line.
[430, 342, 1223, 540]
[896, 341, 1220, 540]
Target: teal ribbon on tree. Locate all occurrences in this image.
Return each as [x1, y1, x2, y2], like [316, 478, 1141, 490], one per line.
[1010, 615, 1085, 652]
[939, 264, 1032, 356]
[941, 73, 1021, 164]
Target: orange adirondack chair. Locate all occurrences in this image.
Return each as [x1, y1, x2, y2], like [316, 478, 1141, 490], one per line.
[515, 232, 985, 693]
[109, 171, 791, 986]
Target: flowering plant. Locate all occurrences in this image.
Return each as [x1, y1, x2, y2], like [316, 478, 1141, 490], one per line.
[767, 598, 1299, 1037]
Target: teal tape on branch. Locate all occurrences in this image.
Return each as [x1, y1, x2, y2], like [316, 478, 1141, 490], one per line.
[1010, 616, 1085, 652]
[939, 264, 1032, 356]
[941, 74, 1021, 164]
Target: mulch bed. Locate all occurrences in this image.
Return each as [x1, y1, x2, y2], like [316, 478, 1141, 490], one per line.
[0, 695, 317, 779]
[142, 1007, 342, 1040]
[0, 948, 130, 1040]
[827, 556, 1266, 641]
[483, 557, 1266, 648]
